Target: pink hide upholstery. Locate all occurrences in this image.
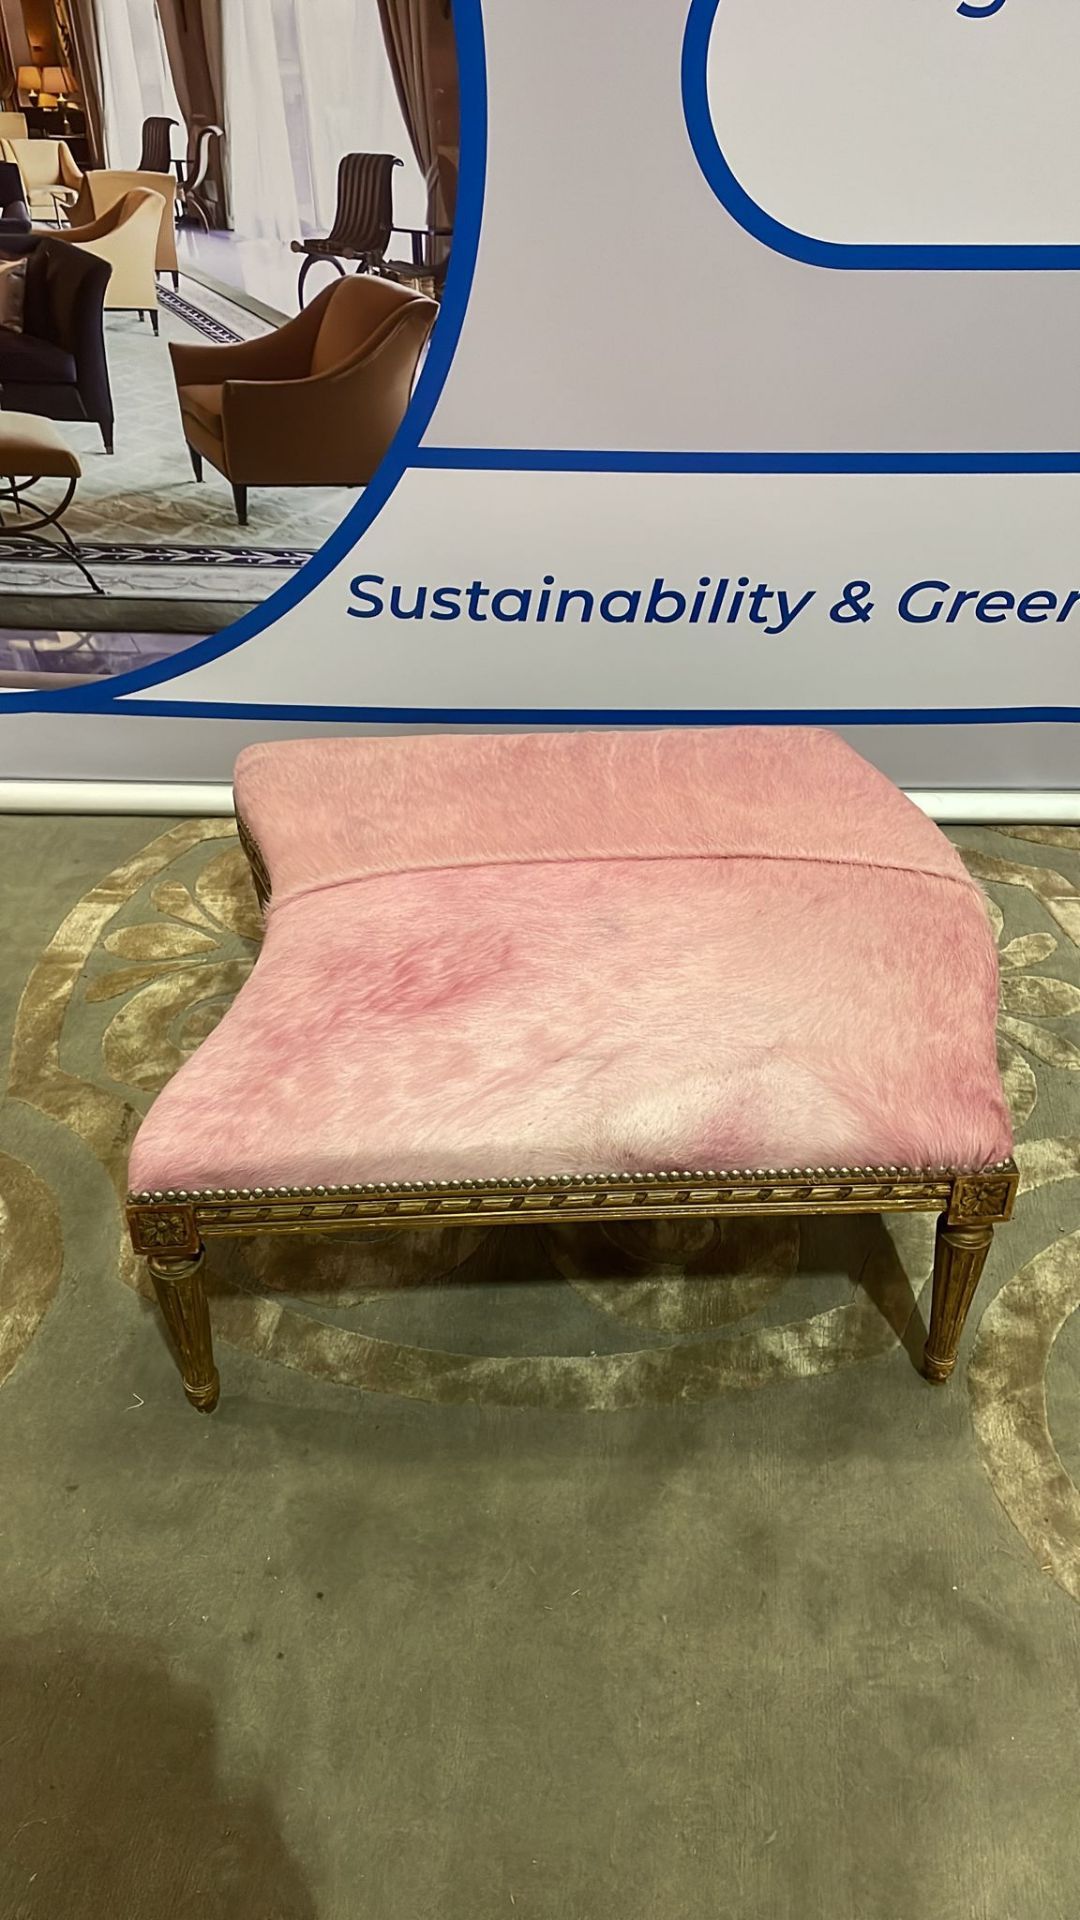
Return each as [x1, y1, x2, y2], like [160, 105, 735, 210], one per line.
[128, 728, 1012, 1195]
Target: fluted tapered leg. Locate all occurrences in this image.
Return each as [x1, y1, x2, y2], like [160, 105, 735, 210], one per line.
[148, 1246, 219, 1412]
[923, 1220, 995, 1383]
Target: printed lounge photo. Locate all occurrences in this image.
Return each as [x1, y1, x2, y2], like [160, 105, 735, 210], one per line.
[0, 0, 458, 692]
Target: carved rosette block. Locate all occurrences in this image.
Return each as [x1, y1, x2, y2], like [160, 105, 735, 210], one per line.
[128, 1204, 200, 1258]
[948, 1169, 1018, 1227]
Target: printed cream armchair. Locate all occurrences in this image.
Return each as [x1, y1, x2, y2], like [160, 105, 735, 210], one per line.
[69, 169, 179, 284]
[168, 274, 437, 524]
[1, 137, 82, 223]
[58, 189, 165, 332]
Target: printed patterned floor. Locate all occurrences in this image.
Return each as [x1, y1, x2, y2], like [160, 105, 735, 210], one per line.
[0, 626, 213, 688]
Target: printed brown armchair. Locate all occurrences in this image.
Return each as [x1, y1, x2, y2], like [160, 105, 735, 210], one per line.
[168, 275, 438, 524]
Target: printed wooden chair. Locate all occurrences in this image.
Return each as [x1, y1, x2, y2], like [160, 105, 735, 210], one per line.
[290, 152, 400, 307]
[383, 156, 456, 300]
[137, 116, 177, 175]
[126, 728, 1017, 1414]
[176, 123, 224, 230]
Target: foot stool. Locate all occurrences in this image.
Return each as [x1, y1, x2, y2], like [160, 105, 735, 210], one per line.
[126, 727, 1016, 1412]
[0, 411, 101, 593]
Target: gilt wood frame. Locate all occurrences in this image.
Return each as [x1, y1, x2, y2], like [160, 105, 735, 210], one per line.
[128, 1164, 1019, 1252]
[126, 1161, 1018, 1412]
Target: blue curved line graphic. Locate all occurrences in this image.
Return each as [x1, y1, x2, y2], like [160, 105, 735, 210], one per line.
[683, 0, 1080, 270]
[102, 699, 1080, 726]
[8, 0, 487, 718]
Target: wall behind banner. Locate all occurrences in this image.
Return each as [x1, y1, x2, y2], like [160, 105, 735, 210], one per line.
[2, 0, 1078, 789]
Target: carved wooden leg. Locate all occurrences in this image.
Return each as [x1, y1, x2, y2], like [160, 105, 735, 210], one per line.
[923, 1219, 995, 1383]
[148, 1246, 220, 1412]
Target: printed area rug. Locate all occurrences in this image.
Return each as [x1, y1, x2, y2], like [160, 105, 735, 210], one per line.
[2, 816, 1079, 1918]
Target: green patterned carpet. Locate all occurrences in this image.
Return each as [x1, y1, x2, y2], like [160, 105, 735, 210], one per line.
[2, 814, 1079, 1918]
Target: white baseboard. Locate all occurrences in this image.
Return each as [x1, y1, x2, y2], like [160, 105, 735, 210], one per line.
[0, 778, 1078, 823]
[906, 791, 1080, 824]
[0, 780, 237, 816]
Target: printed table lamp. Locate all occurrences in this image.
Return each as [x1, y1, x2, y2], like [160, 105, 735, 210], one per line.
[39, 67, 68, 108]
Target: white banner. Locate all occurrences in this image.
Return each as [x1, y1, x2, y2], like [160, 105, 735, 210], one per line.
[3, 0, 1078, 785]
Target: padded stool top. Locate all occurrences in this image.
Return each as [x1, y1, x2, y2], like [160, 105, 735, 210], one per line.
[0, 409, 80, 478]
[129, 728, 1012, 1196]
[231, 726, 967, 904]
